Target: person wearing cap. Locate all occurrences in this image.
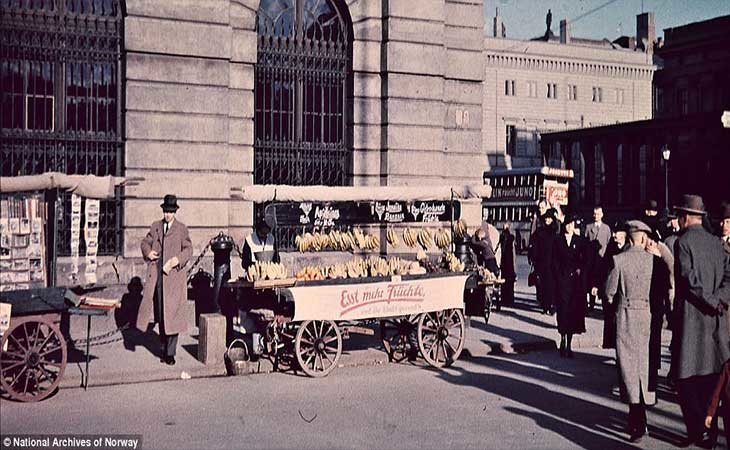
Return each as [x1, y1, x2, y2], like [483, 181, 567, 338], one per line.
[241, 217, 280, 271]
[528, 209, 559, 315]
[673, 194, 730, 447]
[551, 214, 588, 357]
[137, 194, 193, 365]
[604, 220, 656, 441]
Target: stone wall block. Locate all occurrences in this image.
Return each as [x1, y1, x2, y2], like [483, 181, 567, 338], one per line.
[126, 53, 228, 86]
[126, 111, 228, 142]
[126, 17, 231, 59]
[126, 82, 229, 115]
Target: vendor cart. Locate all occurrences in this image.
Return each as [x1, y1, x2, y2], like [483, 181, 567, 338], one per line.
[226, 184, 496, 377]
[0, 173, 139, 401]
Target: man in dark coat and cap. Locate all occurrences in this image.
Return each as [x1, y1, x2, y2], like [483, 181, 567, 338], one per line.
[673, 194, 730, 446]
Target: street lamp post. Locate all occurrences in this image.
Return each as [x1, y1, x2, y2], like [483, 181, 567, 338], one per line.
[662, 145, 671, 211]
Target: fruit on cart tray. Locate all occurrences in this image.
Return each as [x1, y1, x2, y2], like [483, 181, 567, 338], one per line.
[246, 262, 288, 282]
[296, 265, 326, 280]
[443, 252, 465, 272]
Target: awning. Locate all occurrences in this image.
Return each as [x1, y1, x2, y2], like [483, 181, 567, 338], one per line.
[0, 172, 143, 199]
[231, 184, 492, 203]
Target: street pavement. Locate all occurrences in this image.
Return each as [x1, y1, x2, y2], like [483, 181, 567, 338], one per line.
[2, 256, 703, 449]
[1, 345, 691, 450]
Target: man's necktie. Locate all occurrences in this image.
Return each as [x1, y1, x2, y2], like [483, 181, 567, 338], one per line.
[164, 222, 169, 235]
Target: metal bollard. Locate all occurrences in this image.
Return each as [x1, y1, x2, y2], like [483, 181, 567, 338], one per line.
[210, 232, 235, 313]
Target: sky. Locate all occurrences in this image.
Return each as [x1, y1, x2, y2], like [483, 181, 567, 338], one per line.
[485, 0, 730, 41]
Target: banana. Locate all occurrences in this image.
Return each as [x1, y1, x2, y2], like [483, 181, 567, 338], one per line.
[454, 218, 468, 238]
[387, 229, 399, 247]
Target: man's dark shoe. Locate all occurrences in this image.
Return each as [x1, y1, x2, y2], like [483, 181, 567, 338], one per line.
[165, 356, 176, 366]
[629, 428, 646, 443]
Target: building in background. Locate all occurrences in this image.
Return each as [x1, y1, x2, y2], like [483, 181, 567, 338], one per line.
[540, 14, 730, 218]
[480, 9, 655, 238]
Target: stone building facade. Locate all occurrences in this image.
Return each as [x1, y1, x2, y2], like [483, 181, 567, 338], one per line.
[1, 0, 488, 284]
[482, 11, 656, 170]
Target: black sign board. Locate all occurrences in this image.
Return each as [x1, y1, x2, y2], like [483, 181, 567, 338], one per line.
[265, 200, 460, 228]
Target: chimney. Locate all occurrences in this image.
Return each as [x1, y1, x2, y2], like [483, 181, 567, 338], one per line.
[493, 7, 504, 38]
[560, 19, 570, 44]
[636, 12, 655, 52]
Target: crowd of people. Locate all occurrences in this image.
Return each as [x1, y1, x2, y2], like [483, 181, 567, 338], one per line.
[523, 195, 730, 444]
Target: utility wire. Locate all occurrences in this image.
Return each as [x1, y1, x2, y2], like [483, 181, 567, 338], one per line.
[570, 0, 624, 25]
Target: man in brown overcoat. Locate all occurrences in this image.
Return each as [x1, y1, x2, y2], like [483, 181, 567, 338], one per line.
[137, 194, 193, 365]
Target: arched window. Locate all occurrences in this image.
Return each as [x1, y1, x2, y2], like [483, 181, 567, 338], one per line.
[0, 0, 124, 255]
[254, 0, 350, 187]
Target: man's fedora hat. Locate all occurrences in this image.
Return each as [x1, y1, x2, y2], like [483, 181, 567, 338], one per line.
[721, 203, 730, 220]
[673, 194, 707, 216]
[626, 220, 652, 234]
[160, 194, 180, 212]
[645, 199, 658, 211]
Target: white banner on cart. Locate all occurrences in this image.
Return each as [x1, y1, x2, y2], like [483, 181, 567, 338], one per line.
[289, 275, 468, 321]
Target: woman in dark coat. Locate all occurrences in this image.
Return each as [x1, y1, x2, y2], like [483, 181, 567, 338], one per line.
[499, 223, 517, 306]
[551, 214, 588, 357]
[529, 210, 558, 315]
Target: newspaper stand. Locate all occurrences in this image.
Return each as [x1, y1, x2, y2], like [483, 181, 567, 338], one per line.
[227, 184, 493, 377]
[0, 173, 140, 401]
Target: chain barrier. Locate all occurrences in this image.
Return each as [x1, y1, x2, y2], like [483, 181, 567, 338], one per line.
[186, 241, 212, 280]
[68, 323, 130, 347]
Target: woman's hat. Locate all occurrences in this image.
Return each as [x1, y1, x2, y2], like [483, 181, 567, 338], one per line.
[160, 194, 179, 212]
[673, 194, 707, 216]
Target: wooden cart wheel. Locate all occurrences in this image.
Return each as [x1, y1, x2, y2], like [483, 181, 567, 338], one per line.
[380, 316, 419, 362]
[0, 316, 67, 402]
[294, 320, 342, 378]
[417, 309, 465, 368]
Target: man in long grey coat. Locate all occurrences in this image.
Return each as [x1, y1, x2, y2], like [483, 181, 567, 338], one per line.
[673, 194, 730, 446]
[605, 220, 655, 442]
[137, 195, 193, 365]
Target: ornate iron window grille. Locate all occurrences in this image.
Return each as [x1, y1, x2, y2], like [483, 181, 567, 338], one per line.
[0, 0, 124, 256]
[254, 0, 351, 250]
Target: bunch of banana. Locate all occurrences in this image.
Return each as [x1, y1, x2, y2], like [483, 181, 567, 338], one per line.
[362, 234, 380, 251]
[365, 256, 389, 277]
[417, 228, 435, 249]
[479, 266, 496, 283]
[433, 228, 452, 250]
[328, 230, 345, 251]
[246, 261, 288, 282]
[443, 252, 465, 272]
[352, 228, 367, 249]
[386, 228, 399, 247]
[454, 218, 468, 238]
[345, 258, 367, 278]
[387, 257, 408, 275]
[295, 265, 326, 281]
[294, 232, 314, 252]
[326, 263, 348, 279]
[402, 227, 419, 248]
